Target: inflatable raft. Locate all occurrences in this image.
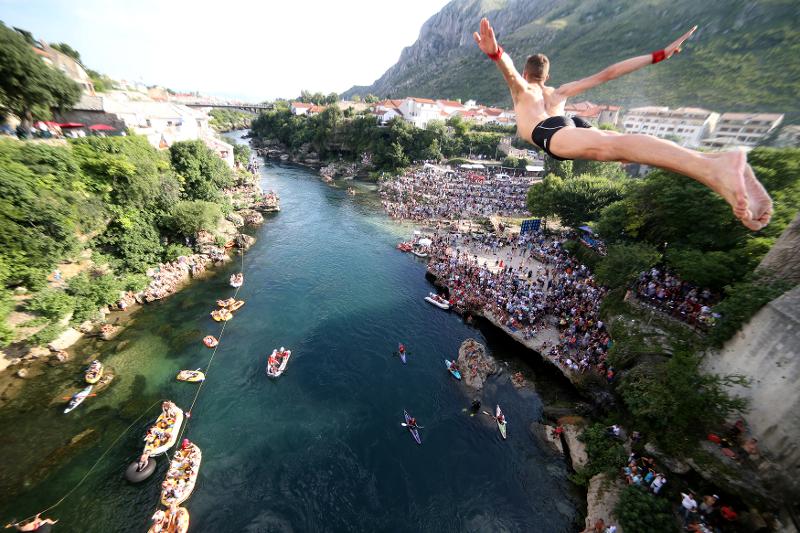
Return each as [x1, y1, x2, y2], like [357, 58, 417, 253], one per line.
[203, 335, 219, 348]
[424, 293, 450, 310]
[143, 402, 184, 457]
[210, 308, 233, 322]
[266, 349, 291, 378]
[84, 360, 103, 384]
[161, 441, 202, 506]
[148, 506, 189, 533]
[176, 370, 205, 383]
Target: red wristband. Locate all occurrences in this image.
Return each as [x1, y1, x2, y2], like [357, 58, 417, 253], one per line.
[487, 45, 504, 62]
[652, 49, 666, 64]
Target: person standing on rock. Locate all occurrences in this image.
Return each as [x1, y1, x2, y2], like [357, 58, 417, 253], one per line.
[473, 18, 772, 231]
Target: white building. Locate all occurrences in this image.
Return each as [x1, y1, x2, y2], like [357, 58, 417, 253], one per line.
[700, 112, 784, 150]
[622, 106, 719, 148]
[55, 92, 233, 166]
[397, 97, 447, 128]
[290, 102, 314, 116]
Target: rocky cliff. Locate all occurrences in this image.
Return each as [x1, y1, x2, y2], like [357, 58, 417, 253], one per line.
[343, 0, 800, 120]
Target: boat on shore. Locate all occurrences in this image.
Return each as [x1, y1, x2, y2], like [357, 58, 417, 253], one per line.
[266, 348, 291, 378]
[161, 440, 202, 506]
[84, 360, 103, 384]
[148, 506, 189, 533]
[143, 401, 184, 457]
[411, 248, 428, 258]
[176, 370, 205, 383]
[64, 385, 93, 414]
[425, 293, 450, 310]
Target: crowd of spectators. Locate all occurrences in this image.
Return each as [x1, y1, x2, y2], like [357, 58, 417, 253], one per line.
[380, 166, 535, 221]
[634, 268, 718, 329]
[426, 230, 612, 378]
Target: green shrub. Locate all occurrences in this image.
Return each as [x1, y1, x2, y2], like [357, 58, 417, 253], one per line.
[65, 272, 123, 323]
[164, 244, 193, 262]
[708, 274, 793, 347]
[28, 323, 66, 347]
[120, 273, 149, 292]
[167, 201, 222, 237]
[615, 485, 678, 533]
[595, 243, 660, 290]
[27, 289, 75, 320]
[577, 423, 627, 482]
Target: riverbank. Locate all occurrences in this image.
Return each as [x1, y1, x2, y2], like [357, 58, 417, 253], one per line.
[0, 155, 275, 384]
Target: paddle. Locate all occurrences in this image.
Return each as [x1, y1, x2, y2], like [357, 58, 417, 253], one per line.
[401, 423, 425, 429]
[62, 394, 97, 400]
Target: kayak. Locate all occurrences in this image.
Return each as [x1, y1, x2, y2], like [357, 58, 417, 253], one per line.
[425, 293, 450, 310]
[496, 404, 507, 440]
[399, 351, 407, 364]
[84, 360, 103, 384]
[444, 359, 462, 380]
[176, 370, 205, 382]
[143, 403, 185, 456]
[404, 409, 421, 445]
[266, 349, 291, 378]
[64, 385, 93, 414]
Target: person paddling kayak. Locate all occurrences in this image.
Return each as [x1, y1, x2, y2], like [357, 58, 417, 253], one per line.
[407, 416, 418, 430]
[398, 343, 405, 354]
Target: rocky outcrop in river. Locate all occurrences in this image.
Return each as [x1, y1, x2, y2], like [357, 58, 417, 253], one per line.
[456, 339, 498, 390]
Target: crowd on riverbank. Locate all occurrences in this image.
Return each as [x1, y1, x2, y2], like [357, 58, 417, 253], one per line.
[427, 230, 611, 378]
[380, 166, 535, 221]
[634, 268, 718, 329]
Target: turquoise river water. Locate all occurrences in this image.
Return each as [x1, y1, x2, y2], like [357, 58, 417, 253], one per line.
[0, 132, 581, 532]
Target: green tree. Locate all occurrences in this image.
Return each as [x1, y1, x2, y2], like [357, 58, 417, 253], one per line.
[544, 157, 573, 179]
[527, 174, 626, 227]
[595, 243, 661, 289]
[364, 94, 379, 104]
[97, 209, 164, 273]
[233, 144, 251, 167]
[618, 350, 747, 453]
[615, 486, 678, 533]
[0, 23, 81, 131]
[167, 200, 222, 237]
[27, 288, 75, 320]
[169, 140, 233, 201]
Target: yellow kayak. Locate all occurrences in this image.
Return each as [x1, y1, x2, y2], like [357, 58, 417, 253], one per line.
[176, 370, 205, 383]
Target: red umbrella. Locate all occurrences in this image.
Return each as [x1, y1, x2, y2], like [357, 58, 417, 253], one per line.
[89, 124, 115, 131]
[58, 122, 85, 128]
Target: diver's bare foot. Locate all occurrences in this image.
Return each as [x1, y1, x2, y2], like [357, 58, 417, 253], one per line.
[708, 149, 749, 222]
[742, 164, 772, 230]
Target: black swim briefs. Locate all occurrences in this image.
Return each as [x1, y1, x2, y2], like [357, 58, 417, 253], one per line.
[531, 115, 593, 161]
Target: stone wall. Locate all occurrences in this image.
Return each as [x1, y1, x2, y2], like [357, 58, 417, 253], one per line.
[704, 285, 800, 497]
[757, 212, 800, 284]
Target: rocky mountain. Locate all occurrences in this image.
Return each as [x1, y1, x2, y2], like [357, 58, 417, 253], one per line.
[344, 0, 800, 120]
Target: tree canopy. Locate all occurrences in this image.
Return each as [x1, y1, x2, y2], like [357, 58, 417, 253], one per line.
[0, 23, 81, 127]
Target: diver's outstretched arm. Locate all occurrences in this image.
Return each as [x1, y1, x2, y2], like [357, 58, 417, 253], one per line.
[554, 25, 697, 99]
[473, 18, 526, 100]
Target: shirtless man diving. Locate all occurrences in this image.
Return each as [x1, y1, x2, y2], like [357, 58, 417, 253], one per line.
[473, 18, 773, 231]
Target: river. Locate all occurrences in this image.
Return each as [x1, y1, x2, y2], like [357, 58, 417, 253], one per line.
[0, 131, 581, 532]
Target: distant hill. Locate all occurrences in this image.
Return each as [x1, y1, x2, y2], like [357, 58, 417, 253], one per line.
[343, 0, 800, 121]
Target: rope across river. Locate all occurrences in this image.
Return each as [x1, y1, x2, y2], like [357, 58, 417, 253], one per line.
[7, 244, 248, 529]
